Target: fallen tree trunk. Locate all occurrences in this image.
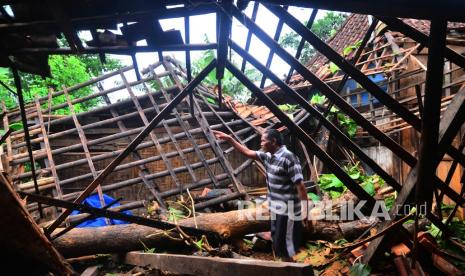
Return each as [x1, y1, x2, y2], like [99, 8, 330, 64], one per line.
[53, 208, 378, 257]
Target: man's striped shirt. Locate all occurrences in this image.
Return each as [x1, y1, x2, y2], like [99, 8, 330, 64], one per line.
[256, 146, 303, 216]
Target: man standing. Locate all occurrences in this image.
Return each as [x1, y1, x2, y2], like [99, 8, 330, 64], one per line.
[213, 129, 308, 259]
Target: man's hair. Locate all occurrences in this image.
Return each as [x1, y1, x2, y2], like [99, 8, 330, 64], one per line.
[265, 129, 283, 146]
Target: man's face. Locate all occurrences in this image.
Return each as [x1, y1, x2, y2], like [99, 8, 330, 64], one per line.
[260, 134, 275, 153]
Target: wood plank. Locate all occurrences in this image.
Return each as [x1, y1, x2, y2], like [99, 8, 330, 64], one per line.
[0, 173, 74, 275]
[265, 5, 421, 131]
[1, 101, 12, 160]
[63, 87, 107, 212]
[34, 98, 65, 208]
[124, 252, 312, 276]
[363, 83, 465, 264]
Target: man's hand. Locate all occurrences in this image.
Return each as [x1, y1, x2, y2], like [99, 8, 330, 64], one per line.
[212, 130, 231, 141]
[212, 130, 258, 160]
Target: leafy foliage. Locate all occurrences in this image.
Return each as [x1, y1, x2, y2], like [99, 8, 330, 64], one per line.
[342, 40, 363, 57]
[318, 162, 384, 198]
[426, 220, 465, 270]
[191, 36, 260, 102]
[307, 192, 321, 202]
[278, 104, 297, 113]
[279, 12, 347, 64]
[167, 206, 187, 222]
[349, 263, 371, 276]
[310, 93, 358, 137]
[0, 54, 123, 113]
[310, 93, 327, 105]
[335, 112, 358, 137]
[328, 62, 340, 74]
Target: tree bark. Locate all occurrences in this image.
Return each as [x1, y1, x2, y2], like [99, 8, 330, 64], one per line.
[53, 208, 378, 257]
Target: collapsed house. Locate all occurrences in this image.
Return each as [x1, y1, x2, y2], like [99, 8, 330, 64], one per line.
[1, 1, 465, 275]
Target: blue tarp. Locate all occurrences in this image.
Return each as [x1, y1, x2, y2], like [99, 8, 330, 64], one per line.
[71, 194, 132, 227]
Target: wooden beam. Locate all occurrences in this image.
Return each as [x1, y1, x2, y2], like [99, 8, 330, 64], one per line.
[226, 60, 376, 207]
[286, 8, 318, 83]
[20, 191, 219, 243]
[265, 5, 421, 131]
[100, 92, 166, 209]
[124, 252, 312, 276]
[161, 61, 222, 189]
[312, 17, 378, 136]
[216, 0, 233, 80]
[255, 0, 465, 22]
[12, 68, 44, 218]
[378, 17, 465, 69]
[230, 5, 417, 168]
[192, 95, 247, 194]
[0, 174, 74, 275]
[240, 2, 259, 72]
[230, 40, 402, 192]
[412, 19, 447, 261]
[16, 120, 246, 182]
[6, 44, 217, 55]
[120, 71, 183, 190]
[0, 4, 217, 31]
[34, 98, 64, 203]
[363, 85, 465, 264]
[259, 6, 287, 88]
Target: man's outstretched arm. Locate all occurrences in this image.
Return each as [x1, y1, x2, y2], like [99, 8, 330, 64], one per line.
[212, 130, 259, 160]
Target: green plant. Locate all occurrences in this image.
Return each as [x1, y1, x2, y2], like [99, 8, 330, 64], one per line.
[329, 62, 340, 74]
[167, 206, 186, 222]
[343, 40, 363, 57]
[336, 113, 357, 137]
[307, 192, 321, 202]
[310, 93, 326, 105]
[191, 35, 260, 103]
[350, 263, 371, 276]
[318, 163, 384, 198]
[280, 12, 347, 64]
[278, 104, 297, 113]
[318, 173, 346, 199]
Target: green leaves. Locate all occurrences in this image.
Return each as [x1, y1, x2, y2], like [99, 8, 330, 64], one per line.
[336, 112, 357, 137]
[310, 93, 327, 105]
[0, 54, 123, 113]
[318, 163, 384, 198]
[307, 192, 321, 202]
[9, 122, 23, 131]
[349, 263, 371, 276]
[318, 173, 346, 199]
[329, 62, 340, 74]
[342, 40, 363, 57]
[167, 206, 186, 222]
[278, 104, 297, 113]
[206, 97, 217, 105]
[279, 12, 347, 64]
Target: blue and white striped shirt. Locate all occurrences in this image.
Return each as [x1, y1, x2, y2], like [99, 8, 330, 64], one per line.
[256, 146, 303, 216]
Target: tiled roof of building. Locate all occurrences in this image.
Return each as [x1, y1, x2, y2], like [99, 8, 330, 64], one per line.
[264, 15, 465, 94]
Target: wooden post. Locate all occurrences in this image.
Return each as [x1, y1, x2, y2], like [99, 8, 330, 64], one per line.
[34, 98, 64, 218]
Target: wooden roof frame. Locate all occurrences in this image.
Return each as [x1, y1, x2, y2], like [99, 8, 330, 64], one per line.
[1, 1, 464, 267]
